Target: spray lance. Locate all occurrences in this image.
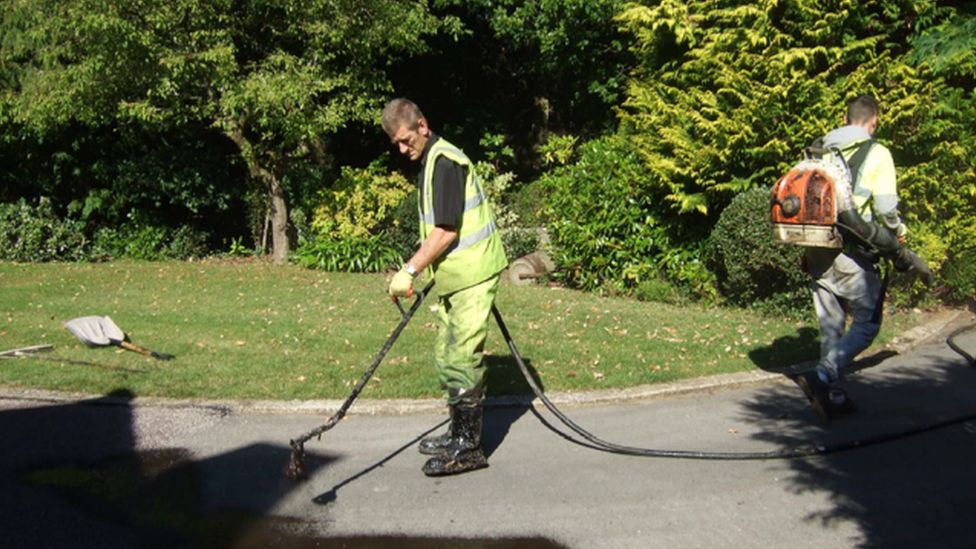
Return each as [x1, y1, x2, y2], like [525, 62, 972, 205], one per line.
[285, 280, 435, 480]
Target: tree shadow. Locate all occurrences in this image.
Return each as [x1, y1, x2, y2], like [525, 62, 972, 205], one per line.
[0, 389, 325, 548]
[750, 325, 901, 378]
[748, 326, 820, 373]
[739, 320, 976, 547]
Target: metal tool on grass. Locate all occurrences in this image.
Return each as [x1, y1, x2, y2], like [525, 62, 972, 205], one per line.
[64, 316, 175, 361]
[285, 280, 435, 480]
[0, 342, 146, 372]
[0, 344, 54, 358]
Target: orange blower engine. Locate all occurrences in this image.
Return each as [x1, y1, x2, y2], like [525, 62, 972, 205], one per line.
[769, 150, 853, 249]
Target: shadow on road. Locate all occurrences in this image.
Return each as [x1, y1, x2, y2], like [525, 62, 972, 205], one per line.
[482, 353, 541, 458]
[0, 389, 326, 548]
[312, 419, 447, 506]
[1, 389, 568, 548]
[741, 321, 976, 547]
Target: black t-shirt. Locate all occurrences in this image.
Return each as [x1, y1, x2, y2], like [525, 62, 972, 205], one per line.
[419, 135, 465, 229]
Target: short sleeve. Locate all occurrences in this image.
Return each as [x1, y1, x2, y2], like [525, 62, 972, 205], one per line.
[432, 156, 466, 228]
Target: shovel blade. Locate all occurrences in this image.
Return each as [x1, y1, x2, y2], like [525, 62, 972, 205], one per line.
[64, 316, 126, 347]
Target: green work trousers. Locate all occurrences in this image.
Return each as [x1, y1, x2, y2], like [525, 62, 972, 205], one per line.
[433, 274, 500, 403]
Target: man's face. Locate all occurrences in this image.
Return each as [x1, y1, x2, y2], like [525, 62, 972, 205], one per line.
[390, 118, 430, 161]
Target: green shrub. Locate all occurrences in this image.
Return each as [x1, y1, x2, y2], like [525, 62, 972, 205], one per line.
[293, 233, 401, 273]
[166, 225, 209, 259]
[656, 245, 718, 302]
[385, 190, 419, 260]
[0, 199, 88, 261]
[542, 135, 693, 293]
[474, 160, 519, 232]
[92, 221, 209, 261]
[225, 237, 253, 257]
[302, 156, 415, 272]
[126, 225, 169, 260]
[705, 188, 808, 314]
[936, 246, 976, 305]
[633, 277, 684, 305]
[510, 178, 553, 227]
[309, 157, 413, 239]
[501, 227, 540, 260]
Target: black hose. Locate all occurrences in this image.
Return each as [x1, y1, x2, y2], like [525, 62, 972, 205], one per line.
[283, 279, 976, 476]
[491, 305, 976, 461]
[286, 280, 435, 479]
[947, 322, 976, 367]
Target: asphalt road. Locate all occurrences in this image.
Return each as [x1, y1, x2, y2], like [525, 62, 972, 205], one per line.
[2, 311, 976, 548]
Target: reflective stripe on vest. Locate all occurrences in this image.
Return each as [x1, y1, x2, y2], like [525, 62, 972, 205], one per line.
[418, 187, 486, 227]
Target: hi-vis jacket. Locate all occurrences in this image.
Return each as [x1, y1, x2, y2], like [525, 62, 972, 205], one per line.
[420, 137, 508, 295]
[823, 125, 904, 235]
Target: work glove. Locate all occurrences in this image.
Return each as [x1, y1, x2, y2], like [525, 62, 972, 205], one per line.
[892, 247, 934, 287]
[388, 265, 415, 297]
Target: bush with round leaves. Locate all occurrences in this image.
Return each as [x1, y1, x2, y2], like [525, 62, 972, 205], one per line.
[705, 187, 808, 314]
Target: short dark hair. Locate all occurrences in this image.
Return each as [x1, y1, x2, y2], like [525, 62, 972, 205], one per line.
[847, 95, 879, 125]
[381, 98, 424, 136]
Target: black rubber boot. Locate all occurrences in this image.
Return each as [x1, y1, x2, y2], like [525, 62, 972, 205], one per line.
[422, 403, 488, 476]
[793, 370, 857, 422]
[418, 387, 483, 455]
[418, 405, 458, 456]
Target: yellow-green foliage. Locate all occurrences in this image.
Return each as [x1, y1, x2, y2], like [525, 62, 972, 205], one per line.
[310, 159, 413, 239]
[615, 0, 932, 217]
[615, 0, 976, 298]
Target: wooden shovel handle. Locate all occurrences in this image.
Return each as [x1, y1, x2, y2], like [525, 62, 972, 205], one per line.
[119, 340, 153, 357]
[119, 340, 175, 361]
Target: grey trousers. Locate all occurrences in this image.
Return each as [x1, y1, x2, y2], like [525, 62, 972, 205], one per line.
[810, 252, 883, 383]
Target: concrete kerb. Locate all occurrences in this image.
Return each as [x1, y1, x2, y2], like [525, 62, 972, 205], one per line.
[0, 308, 965, 417]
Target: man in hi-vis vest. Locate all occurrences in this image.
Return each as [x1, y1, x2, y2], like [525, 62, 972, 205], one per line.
[796, 94, 928, 421]
[382, 98, 508, 476]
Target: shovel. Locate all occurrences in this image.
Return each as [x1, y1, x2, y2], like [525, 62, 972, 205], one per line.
[64, 316, 175, 361]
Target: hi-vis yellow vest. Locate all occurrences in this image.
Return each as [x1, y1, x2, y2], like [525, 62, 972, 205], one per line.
[838, 139, 896, 224]
[420, 138, 508, 294]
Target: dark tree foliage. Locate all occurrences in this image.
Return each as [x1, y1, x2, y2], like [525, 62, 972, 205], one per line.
[388, 0, 634, 180]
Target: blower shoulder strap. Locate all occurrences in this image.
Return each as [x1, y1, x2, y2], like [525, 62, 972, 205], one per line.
[845, 139, 876, 189]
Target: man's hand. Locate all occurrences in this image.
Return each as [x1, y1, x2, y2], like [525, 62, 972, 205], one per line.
[388, 266, 415, 297]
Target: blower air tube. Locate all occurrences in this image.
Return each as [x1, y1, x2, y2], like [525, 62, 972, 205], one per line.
[835, 208, 933, 286]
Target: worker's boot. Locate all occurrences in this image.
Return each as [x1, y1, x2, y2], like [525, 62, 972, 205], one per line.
[827, 387, 856, 416]
[422, 397, 488, 476]
[794, 369, 856, 422]
[794, 370, 832, 422]
[418, 387, 482, 455]
[418, 404, 458, 455]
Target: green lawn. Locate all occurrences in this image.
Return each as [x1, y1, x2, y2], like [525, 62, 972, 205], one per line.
[0, 259, 922, 400]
